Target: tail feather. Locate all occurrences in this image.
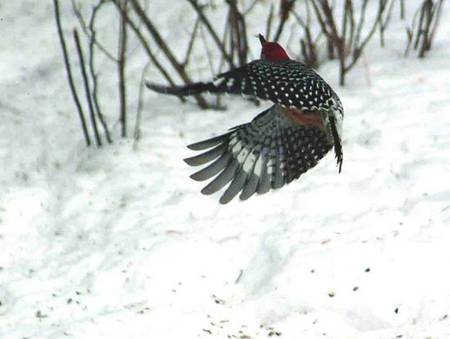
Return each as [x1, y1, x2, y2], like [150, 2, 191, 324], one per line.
[329, 115, 343, 172]
[146, 65, 249, 98]
[146, 81, 214, 96]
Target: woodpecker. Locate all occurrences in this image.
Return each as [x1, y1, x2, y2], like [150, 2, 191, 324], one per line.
[147, 34, 343, 204]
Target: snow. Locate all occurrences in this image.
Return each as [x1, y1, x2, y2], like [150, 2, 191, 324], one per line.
[1, 1, 450, 338]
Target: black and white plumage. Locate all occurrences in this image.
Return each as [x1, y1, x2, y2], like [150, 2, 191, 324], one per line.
[149, 60, 339, 115]
[147, 34, 344, 204]
[184, 105, 332, 204]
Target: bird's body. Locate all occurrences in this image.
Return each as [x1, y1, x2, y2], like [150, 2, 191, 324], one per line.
[147, 35, 344, 203]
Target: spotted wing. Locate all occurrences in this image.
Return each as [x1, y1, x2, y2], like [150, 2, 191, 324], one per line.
[184, 104, 332, 204]
[147, 60, 338, 111]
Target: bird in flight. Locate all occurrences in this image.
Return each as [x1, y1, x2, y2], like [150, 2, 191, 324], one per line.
[147, 34, 343, 204]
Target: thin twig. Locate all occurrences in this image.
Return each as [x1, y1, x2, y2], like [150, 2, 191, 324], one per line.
[133, 61, 151, 148]
[199, 24, 216, 77]
[413, 0, 427, 49]
[418, 0, 433, 57]
[345, 1, 384, 73]
[379, 0, 395, 48]
[292, 9, 318, 67]
[244, 0, 259, 15]
[118, 0, 128, 137]
[226, 0, 249, 66]
[404, 3, 422, 56]
[182, 16, 200, 68]
[187, 0, 235, 68]
[417, 0, 442, 58]
[353, 0, 369, 53]
[199, 24, 224, 110]
[400, 0, 405, 20]
[428, 0, 444, 51]
[88, 0, 112, 143]
[310, 0, 386, 85]
[128, 0, 210, 108]
[342, 1, 349, 54]
[273, 0, 295, 42]
[53, 0, 91, 146]
[316, 1, 346, 84]
[265, 3, 274, 41]
[111, 1, 185, 104]
[71, 0, 118, 62]
[346, 0, 355, 51]
[74, 29, 102, 146]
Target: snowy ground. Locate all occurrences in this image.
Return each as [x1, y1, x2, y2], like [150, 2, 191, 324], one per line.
[1, 1, 450, 338]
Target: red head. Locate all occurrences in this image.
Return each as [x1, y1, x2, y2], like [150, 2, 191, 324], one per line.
[258, 34, 290, 61]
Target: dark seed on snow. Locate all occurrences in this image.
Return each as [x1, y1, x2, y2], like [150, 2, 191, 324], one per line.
[35, 310, 47, 319]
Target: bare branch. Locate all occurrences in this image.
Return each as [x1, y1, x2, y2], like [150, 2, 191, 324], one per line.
[379, 0, 395, 48]
[345, 2, 384, 73]
[118, 0, 128, 137]
[244, 0, 259, 15]
[74, 29, 102, 146]
[182, 16, 200, 68]
[187, 0, 235, 68]
[199, 24, 225, 109]
[134, 62, 151, 147]
[128, 0, 210, 108]
[265, 3, 274, 41]
[226, 0, 249, 66]
[53, 0, 91, 146]
[428, 0, 444, 51]
[88, 0, 112, 143]
[400, 0, 405, 19]
[71, 0, 118, 62]
[111, 1, 185, 104]
[292, 9, 319, 68]
[406, 0, 443, 58]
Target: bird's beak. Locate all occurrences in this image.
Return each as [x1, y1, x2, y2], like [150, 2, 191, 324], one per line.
[258, 33, 266, 45]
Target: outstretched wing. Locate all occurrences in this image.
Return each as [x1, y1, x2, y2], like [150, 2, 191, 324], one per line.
[146, 60, 337, 113]
[184, 104, 332, 204]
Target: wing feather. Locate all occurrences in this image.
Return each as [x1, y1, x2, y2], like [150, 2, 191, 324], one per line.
[147, 60, 338, 114]
[184, 104, 332, 203]
[189, 152, 231, 181]
[184, 143, 226, 166]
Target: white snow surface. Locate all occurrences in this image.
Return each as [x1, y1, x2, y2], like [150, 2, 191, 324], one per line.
[1, 2, 450, 339]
